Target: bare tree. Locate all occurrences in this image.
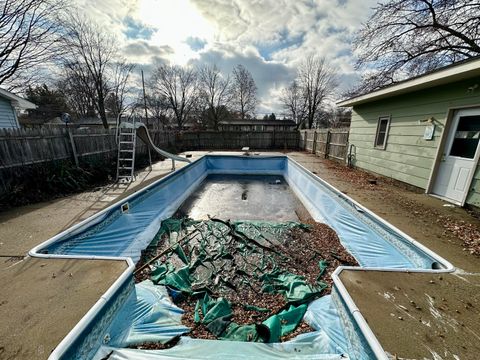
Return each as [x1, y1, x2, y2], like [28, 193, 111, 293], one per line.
[297, 56, 337, 129]
[62, 14, 118, 128]
[353, 0, 480, 94]
[0, 0, 64, 87]
[314, 104, 352, 128]
[151, 64, 198, 130]
[198, 64, 232, 130]
[232, 65, 257, 120]
[105, 60, 135, 119]
[57, 66, 97, 119]
[144, 93, 170, 129]
[280, 80, 307, 128]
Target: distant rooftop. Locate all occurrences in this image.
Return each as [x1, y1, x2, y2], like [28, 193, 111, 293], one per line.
[220, 119, 297, 126]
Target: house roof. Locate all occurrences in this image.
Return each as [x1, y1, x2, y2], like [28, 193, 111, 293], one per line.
[0, 88, 36, 109]
[337, 56, 480, 107]
[220, 119, 297, 126]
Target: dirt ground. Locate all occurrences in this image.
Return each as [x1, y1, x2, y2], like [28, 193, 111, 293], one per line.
[0, 257, 127, 360]
[340, 270, 480, 360]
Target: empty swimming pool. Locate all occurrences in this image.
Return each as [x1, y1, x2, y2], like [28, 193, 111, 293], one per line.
[29, 155, 453, 360]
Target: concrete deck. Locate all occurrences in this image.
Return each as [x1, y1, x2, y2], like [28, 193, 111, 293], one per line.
[339, 270, 480, 359]
[0, 151, 479, 359]
[0, 258, 127, 360]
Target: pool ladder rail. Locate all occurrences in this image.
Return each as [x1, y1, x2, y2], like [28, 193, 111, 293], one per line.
[116, 117, 137, 183]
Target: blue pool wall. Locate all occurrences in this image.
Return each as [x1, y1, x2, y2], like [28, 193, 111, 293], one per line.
[285, 159, 439, 269]
[44, 155, 440, 269]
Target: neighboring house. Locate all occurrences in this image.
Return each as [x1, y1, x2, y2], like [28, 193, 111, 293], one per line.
[338, 57, 480, 208]
[73, 117, 118, 128]
[219, 119, 297, 131]
[0, 88, 36, 129]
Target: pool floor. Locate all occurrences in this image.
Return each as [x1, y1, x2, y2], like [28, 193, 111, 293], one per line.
[176, 174, 312, 222]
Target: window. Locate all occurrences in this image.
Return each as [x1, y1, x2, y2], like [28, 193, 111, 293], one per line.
[374, 116, 391, 149]
[449, 115, 480, 159]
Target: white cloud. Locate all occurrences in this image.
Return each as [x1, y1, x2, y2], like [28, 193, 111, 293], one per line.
[73, 0, 377, 112]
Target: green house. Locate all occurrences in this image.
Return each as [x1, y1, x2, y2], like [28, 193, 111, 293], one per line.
[338, 58, 480, 208]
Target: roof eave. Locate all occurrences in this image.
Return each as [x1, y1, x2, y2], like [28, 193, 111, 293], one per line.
[12, 99, 37, 110]
[337, 58, 480, 107]
[0, 88, 37, 109]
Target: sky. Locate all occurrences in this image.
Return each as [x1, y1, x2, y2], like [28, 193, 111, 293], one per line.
[76, 0, 378, 116]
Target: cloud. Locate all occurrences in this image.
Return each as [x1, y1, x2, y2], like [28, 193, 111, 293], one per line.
[189, 43, 296, 115]
[72, 0, 377, 113]
[123, 41, 174, 63]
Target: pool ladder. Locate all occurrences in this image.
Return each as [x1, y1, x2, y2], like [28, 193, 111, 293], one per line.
[116, 117, 137, 183]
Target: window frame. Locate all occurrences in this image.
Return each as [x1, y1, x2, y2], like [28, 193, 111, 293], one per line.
[374, 115, 391, 150]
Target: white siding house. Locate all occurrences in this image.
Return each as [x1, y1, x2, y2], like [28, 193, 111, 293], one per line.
[0, 88, 36, 129]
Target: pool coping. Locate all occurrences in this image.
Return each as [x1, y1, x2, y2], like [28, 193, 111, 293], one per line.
[28, 154, 455, 360]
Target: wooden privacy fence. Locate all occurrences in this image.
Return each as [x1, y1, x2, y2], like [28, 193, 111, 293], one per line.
[174, 131, 299, 150]
[0, 127, 300, 171]
[299, 128, 349, 161]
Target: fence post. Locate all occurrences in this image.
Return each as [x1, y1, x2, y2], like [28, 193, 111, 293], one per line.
[67, 128, 79, 167]
[325, 130, 331, 159]
[312, 130, 317, 154]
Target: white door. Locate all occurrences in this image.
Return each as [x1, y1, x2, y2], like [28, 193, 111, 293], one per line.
[432, 108, 480, 204]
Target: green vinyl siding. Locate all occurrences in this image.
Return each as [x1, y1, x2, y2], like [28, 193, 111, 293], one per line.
[349, 77, 480, 206]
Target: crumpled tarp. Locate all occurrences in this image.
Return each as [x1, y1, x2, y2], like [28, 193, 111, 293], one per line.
[94, 294, 350, 360]
[146, 218, 326, 342]
[103, 280, 189, 347]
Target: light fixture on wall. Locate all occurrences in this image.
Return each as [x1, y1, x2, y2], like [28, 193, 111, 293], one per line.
[420, 117, 436, 140]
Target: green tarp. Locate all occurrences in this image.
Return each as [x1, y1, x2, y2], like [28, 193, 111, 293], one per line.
[146, 218, 328, 343]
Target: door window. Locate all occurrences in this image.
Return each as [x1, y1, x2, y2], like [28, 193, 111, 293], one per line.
[449, 115, 480, 159]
